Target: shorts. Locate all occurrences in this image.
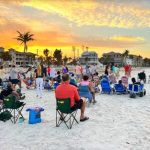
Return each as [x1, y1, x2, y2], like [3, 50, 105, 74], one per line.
[71, 99, 83, 111]
[10, 79, 20, 84]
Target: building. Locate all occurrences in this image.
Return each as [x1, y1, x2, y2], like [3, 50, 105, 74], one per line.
[102, 52, 123, 66]
[0, 47, 4, 65]
[79, 51, 99, 65]
[128, 55, 143, 67]
[9, 48, 36, 65]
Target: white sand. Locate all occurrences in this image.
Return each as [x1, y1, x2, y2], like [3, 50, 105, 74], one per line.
[0, 67, 150, 150]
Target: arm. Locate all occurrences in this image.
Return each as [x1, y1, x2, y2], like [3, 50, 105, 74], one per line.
[74, 88, 80, 101]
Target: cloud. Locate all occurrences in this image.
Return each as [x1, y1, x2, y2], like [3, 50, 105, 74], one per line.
[22, 0, 150, 28]
[111, 36, 145, 42]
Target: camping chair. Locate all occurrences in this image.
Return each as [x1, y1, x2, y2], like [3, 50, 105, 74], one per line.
[3, 95, 25, 123]
[78, 85, 92, 103]
[100, 79, 112, 94]
[56, 98, 78, 129]
[114, 84, 126, 94]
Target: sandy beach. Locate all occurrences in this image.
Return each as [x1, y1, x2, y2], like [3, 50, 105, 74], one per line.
[0, 67, 150, 150]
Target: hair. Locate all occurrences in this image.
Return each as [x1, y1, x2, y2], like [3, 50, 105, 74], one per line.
[118, 80, 122, 84]
[62, 74, 70, 82]
[83, 75, 89, 81]
[57, 71, 60, 75]
[131, 77, 136, 83]
[95, 72, 98, 76]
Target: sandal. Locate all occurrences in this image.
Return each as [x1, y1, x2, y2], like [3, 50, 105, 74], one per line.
[80, 117, 89, 122]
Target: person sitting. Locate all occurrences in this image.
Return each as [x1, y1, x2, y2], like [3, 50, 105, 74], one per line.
[80, 75, 96, 104]
[55, 74, 89, 122]
[121, 75, 128, 88]
[69, 73, 77, 87]
[118, 80, 126, 91]
[131, 78, 142, 85]
[0, 82, 25, 102]
[138, 71, 146, 83]
[109, 72, 117, 85]
[55, 71, 61, 84]
[93, 72, 100, 87]
[44, 79, 51, 90]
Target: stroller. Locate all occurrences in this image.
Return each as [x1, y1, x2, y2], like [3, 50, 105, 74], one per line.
[129, 84, 146, 98]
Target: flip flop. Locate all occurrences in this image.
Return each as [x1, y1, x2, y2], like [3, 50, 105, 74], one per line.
[80, 117, 89, 122]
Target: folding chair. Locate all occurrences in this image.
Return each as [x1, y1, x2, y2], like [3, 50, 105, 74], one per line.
[3, 95, 25, 123]
[114, 84, 126, 94]
[56, 98, 78, 129]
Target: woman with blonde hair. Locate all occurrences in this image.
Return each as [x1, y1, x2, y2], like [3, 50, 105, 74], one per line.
[34, 63, 44, 98]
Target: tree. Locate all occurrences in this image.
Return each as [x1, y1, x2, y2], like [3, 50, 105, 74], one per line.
[53, 49, 62, 65]
[122, 49, 129, 65]
[63, 56, 68, 65]
[0, 51, 12, 61]
[16, 31, 34, 53]
[43, 49, 49, 64]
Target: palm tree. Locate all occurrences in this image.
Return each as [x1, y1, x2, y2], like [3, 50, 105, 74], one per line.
[16, 31, 34, 53]
[122, 49, 129, 65]
[43, 49, 49, 64]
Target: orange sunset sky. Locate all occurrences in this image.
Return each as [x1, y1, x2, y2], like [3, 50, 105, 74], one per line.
[0, 0, 150, 58]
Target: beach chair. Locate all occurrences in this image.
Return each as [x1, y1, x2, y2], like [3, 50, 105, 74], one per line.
[54, 82, 60, 90]
[114, 84, 126, 94]
[56, 98, 78, 129]
[100, 79, 112, 94]
[3, 95, 25, 123]
[78, 85, 92, 103]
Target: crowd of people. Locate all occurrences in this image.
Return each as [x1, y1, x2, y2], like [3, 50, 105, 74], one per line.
[0, 62, 148, 122]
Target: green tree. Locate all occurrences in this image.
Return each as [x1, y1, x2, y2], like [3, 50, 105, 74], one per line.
[0, 51, 12, 61]
[53, 49, 62, 65]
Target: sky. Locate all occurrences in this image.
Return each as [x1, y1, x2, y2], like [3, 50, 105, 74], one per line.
[0, 0, 150, 58]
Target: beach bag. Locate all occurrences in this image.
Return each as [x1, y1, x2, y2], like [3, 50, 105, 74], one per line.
[0, 110, 12, 122]
[130, 92, 136, 98]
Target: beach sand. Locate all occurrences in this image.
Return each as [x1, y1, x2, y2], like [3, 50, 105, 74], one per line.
[0, 67, 150, 150]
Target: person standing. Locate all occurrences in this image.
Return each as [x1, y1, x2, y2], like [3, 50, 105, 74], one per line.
[75, 64, 83, 82]
[34, 63, 44, 98]
[9, 65, 21, 89]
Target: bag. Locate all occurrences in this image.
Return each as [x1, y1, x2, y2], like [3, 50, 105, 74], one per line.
[0, 110, 12, 122]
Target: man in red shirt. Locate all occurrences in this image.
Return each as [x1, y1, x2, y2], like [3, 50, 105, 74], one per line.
[55, 74, 89, 122]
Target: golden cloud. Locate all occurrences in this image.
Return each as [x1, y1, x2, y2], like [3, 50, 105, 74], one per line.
[23, 0, 150, 28]
[111, 36, 145, 42]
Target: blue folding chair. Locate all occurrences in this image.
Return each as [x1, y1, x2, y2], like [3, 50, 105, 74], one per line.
[100, 79, 112, 94]
[54, 82, 60, 90]
[78, 85, 92, 103]
[114, 84, 126, 94]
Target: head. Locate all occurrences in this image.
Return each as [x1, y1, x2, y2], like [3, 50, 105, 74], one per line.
[131, 77, 136, 83]
[118, 80, 122, 84]
[57, 71, 60, 75]
[62, 74, 70, 82]
[83, 75, 89, 81]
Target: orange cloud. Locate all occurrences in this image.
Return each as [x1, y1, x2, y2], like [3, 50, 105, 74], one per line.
[23, 0, 150, 28]
[111, 36, 145, 42]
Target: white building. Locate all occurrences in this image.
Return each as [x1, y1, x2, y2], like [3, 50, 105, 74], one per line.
[9, 48, 36, 66]
[79, 51, 99, 65]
